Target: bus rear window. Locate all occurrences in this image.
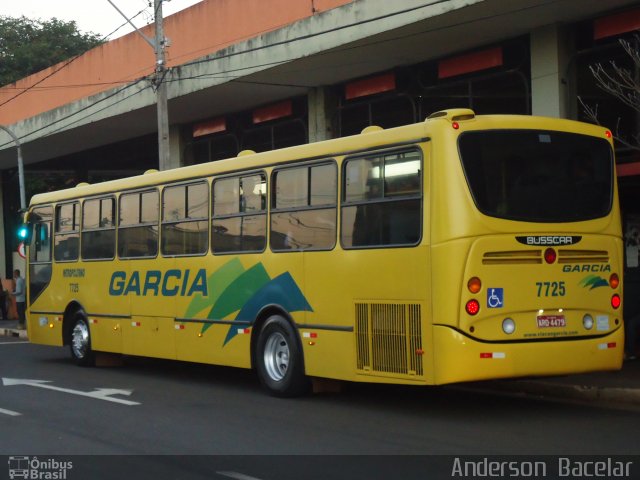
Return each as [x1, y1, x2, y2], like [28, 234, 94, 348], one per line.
[458, 130, 613, 222]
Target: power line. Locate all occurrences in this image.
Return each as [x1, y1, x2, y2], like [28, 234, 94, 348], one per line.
[0, 7, 149, 109]
[0, 80, 149, 149]
[1, 0, 565, 149]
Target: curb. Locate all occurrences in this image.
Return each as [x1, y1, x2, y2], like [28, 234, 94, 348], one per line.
[480, 379, 640, 406]
[0, 328, 28, 339]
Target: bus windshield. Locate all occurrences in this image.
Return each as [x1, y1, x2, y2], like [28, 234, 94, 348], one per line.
[458, 130, 613, 222]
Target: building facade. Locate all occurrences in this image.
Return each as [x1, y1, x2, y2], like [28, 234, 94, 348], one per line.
[1, 0, 640, 314]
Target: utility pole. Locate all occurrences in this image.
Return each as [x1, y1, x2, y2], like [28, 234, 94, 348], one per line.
[154, 0, 171, 170]
[107, 0, 171, 170]
[0, 125, 26, 212]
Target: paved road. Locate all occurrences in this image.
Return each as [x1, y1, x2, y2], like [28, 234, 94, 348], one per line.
[1, 338, 639, 479]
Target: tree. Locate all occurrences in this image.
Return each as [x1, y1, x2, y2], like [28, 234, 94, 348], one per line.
[579, 36, 640, 151]
[0, 16, 103, 87]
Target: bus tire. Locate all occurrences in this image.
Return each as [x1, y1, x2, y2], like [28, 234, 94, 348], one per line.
[256, 315, 309, 397]
[70, 312, 95, 366]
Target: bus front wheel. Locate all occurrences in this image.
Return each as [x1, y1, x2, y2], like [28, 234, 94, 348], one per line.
[70, 313, 95, 366]
[256, 315, 309, 397]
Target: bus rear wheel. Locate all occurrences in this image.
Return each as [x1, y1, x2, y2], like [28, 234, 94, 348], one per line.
[256, 315, 309, 397]
[70, 313, 95, 366]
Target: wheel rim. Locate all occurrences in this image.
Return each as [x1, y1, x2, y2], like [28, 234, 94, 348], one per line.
[263, 332, 289, 381]
[71, 321, 89, 359]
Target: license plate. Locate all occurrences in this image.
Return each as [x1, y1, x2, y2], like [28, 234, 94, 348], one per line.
[536, 315, 566, 328]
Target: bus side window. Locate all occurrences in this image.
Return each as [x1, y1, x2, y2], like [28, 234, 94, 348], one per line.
[342, 150, 422, 248]
[162, 181, 208, 256]
[54, 202, 79, 262]
[270, 162, 337, 252]
[212, 173, 267, 254]
[82, 197, 115, 260]
[118, 190, 159, 259]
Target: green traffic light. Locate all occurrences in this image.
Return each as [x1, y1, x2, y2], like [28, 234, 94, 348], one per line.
[17, 225, 29, 240]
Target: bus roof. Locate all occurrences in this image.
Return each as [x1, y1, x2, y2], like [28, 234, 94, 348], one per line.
[28, 111, 611, 207]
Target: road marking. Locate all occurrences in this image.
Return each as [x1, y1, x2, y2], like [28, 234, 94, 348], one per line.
[0, 407, 21, 416]
[0, 341, 29, 345]
[217, 472, 264, 480]
[2, 378, 141, 406]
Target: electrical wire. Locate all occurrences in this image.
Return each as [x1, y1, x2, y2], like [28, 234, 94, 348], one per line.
[0, 0, 566, 148]
[0, 7, 149, 109]
[0, 79, 149, 149]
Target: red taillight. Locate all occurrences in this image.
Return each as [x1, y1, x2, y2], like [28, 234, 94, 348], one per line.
[452, 121, 460, 130]
[605, 130, 612, 138]
[466, 299, 480, 315]
[612, 294, 621, 309]
[610, 273, 620, 289]
[544, 248, 556, 264]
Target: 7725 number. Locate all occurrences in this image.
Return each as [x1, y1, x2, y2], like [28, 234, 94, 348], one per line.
[536, 281, 565, 297]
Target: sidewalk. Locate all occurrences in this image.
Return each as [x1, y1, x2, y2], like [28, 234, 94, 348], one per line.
[0, 319, 27, 339]
[1, 320, 638, 406]
[468, 360, 640, 408]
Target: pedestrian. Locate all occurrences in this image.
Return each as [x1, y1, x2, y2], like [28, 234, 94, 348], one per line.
[0, 281, 7, 320]
[12, 269, 26, 329]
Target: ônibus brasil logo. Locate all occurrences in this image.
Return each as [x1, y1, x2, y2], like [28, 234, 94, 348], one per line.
[8, 456, 73, 479]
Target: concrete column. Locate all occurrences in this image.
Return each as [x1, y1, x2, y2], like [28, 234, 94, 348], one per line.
[530, 25, 574, 118]
[308, 87, 336, 142]
[167, 124, 184, 168]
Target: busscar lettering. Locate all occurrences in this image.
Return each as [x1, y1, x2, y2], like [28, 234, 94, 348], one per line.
[516, 235, 582, 246]
[109, 269, 208, 297]
[527, 236, 573, 245]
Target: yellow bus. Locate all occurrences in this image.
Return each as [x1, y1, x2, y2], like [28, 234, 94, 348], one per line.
[23, 109, 623, 396]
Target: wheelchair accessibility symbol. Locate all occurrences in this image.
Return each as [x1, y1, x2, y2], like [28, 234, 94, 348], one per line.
[487, 288, 504, 308]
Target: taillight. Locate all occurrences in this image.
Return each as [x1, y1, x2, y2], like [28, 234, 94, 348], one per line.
[467, 277, 482, 294]
[544, 248, 556, 264]
[612, 294, 621, 309]
[466, 299, 480, 315]
[610, 273, 620, 289]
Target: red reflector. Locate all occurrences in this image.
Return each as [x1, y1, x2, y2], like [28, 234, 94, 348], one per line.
[608, 342, 617, 349]
[466, 299, 480, 315]
[480, 353, 492, 359]
[452, 122, 460, 130]
[544, 248, 556, 264]
[605, 130, 612, 138]
[612, 294, 621, 309]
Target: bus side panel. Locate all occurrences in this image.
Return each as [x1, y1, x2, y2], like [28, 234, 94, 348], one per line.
[174, 253, 305, 369]
[301, 246, 432, 384]
[83, 259, 130, 354]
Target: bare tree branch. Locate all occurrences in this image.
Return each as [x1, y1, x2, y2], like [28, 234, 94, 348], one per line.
[581, 35, 640, 151]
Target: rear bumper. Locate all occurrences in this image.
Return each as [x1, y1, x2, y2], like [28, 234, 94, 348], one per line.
[432, 324, 623, 385]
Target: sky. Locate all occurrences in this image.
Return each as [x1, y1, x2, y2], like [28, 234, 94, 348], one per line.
[1, 0, 203, 39]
